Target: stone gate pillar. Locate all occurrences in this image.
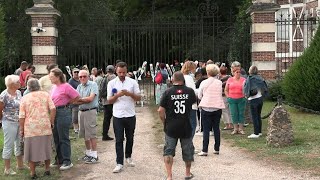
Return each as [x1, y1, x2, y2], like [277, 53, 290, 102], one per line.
[247, 1, 279, 80]
[26, 0, 61, 75]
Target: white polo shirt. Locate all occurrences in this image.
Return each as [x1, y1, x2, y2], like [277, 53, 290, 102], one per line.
[107, 76, 140, 118]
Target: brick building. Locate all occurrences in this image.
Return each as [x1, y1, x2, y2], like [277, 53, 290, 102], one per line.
[249, 0, 319, 79]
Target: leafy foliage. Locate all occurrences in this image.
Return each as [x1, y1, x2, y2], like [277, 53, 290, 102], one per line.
[266, 80, 283, 101]
[282, 28, 320, 111]
[0, 0, 33, 75]
[227, 0, 251, 69]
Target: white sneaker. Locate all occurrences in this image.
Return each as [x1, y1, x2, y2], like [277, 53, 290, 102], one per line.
[113, 164, 123, 173]
[248, 134, 260, 139]
[197, 151, 208, 156]
[194, 149, 200, 154]
[4, 169, 16, 175]
[195, 131, 203, 136]
[210, 131, 214, 136]
[59, 163, 73, 171]
[126, 158, 135, 167]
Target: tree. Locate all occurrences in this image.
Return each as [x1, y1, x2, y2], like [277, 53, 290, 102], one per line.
[282, 28, 320, 111]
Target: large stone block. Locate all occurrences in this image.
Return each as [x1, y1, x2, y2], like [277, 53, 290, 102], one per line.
[267, 106, 294, 147]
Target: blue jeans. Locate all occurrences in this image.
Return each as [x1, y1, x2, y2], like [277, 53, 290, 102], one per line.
[53, 108, 72, 165]
[190, 110, 197, 138]
[249, 97, 263, 135]
[113, 116, 136, 165]
[201, 110, 222, 152]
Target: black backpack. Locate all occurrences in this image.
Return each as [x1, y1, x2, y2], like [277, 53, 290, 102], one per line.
[99, 74, 111, 98]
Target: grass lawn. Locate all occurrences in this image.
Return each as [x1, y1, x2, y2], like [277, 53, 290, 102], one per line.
[0, 112, 104, 179]
[150, 101, 320, 175]
[221, 101, 320, 175]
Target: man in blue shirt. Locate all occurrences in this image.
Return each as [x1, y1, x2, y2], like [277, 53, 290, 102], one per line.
[76, 70, 99, 164]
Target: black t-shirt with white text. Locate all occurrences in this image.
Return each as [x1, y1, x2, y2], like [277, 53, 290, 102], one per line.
[160, 85, 196, 138]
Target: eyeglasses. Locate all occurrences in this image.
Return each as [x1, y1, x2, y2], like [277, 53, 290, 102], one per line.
[79, 76, 87, 78]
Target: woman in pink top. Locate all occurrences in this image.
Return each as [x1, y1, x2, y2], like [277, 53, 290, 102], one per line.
[225, 61, 246, 135]
[49, 68, 80, 171]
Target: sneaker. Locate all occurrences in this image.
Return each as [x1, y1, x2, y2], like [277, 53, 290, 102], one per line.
[213, 151, 219, 155]
[194, 149, 200, 154]
[4, 169, 16, 175]
[49, 161, 59, 168]
[248, 134, 260, 139]
[78, 154, 91, 161]
[74, 129, 79, 134]
[85, 156, 99, 164]
[244, 123, 249, 127]
[197, 151, 208, 156]
[59, 163, 73, 171]
[195, 131, 203, 136]
[210, 131, 214, 136]
[126, 158, 135, 167]
[102, 136, 114, 141]
[113, 164, 123, 173]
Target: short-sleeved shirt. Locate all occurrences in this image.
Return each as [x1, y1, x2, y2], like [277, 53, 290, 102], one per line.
[160, 85, 196, 138]
[39, 75, 53, 93]
[51, 83, 80, 106]
[14, 68, 23, 76]
[226, 77, 246, 99]
[19, 91, 55, 138]
[0, 90, 22, 122]
[19, 70, 32, 87]
[76, 81, 99, 110]
[107, 77, 140, 118]
[68, 78, 80, 89]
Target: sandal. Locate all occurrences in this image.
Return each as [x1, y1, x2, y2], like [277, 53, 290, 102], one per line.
[231, 130, 238, 135]
[185, 173, 194, 180]
[239, 130, 246, 135]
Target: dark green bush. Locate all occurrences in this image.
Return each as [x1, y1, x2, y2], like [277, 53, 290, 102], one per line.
[282, 29, 320, 111]
[0, 76, 5, 92]
[266, 80, 283, 101]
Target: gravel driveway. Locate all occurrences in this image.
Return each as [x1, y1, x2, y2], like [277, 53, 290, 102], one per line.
[62, 106, 318, 180]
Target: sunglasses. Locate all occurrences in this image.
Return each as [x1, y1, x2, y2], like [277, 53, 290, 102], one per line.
[79, 76, 87, 78]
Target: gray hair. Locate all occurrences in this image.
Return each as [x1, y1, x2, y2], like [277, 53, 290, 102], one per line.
[5, 75, 20, 87]
[173, 71, 185, 84]
[231, 61, 241, 68]
[249, 65, 259, 75]
[206, 64, 220, 77]
[27, 78, 40, 92]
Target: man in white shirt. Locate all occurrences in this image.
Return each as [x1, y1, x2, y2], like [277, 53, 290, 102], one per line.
[107, 62, 141, 173]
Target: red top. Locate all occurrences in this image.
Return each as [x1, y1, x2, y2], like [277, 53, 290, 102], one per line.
[226, 77, 246, 99]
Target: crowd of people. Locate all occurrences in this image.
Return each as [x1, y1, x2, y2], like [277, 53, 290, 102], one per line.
[157, 59, 268, 180]
[0, 59, 268, 179]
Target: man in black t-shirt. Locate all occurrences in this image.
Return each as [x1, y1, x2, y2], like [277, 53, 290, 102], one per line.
[158, 71, 196, 180]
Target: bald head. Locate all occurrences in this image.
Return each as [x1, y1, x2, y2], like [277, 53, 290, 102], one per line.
[172, 71, 185, 85]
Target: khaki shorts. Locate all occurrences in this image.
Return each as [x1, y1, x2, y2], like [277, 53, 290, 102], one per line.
[78, 109, 97, 140]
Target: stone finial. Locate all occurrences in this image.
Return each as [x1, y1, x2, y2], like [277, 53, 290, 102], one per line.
[26, 0, 61, 17]
[267, 106, 294, 147]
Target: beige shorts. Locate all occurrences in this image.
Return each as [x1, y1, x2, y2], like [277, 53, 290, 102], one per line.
[78, 109, 97, 140]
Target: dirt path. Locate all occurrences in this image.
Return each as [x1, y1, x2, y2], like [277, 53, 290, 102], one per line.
[62, 106, 318, 180]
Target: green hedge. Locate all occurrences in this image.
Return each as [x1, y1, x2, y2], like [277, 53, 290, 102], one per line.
[282, 29, 320, 111]
[0, 76, 5, 92]
[266, 80, 283, 101]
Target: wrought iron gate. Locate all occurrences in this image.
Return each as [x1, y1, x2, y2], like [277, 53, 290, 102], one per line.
[56, 1, 251, 102]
